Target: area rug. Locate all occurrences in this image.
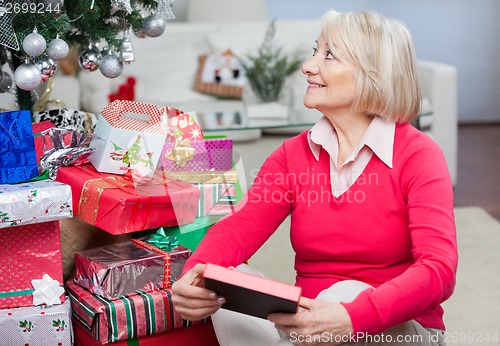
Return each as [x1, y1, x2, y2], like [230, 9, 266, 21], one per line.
[443, 207, 500, 345]
[250, 207, 500, 344]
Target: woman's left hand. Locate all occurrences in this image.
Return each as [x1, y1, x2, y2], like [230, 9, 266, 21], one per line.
[268, 297, 354, 346]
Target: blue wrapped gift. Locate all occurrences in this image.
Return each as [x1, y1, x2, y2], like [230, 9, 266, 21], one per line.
[0, 110, 39, 184]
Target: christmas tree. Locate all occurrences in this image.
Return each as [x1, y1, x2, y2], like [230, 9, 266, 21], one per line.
[0, 0, 174, 112]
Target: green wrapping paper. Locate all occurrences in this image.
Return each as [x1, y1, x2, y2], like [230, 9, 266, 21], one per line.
[137, 217, 221, 251]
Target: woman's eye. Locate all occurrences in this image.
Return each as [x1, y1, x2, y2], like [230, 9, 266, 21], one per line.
[312, 47, 317, 56]
[326, 51, 335, 60]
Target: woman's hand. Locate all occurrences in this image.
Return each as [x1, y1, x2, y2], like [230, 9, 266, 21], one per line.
[171, 263, 225, 321]
[268, 297, 354, 346]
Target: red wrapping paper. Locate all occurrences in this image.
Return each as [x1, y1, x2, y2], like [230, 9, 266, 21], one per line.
[32, 120, 55, 163]
[56, 164, 201, 234]
[0, 221, 65, 309]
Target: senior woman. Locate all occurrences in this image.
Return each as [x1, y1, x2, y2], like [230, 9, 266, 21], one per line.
[172, 9, 457, 346]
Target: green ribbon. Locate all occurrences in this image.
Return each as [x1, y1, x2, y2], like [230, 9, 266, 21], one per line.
[146, 228, 179, 252]
[0, 289, 34, 298]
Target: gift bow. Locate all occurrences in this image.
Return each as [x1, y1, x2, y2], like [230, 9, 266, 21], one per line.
[146, 228, 179, 252]
[31, 274, 65, 306]
[165, 138, 195, 167]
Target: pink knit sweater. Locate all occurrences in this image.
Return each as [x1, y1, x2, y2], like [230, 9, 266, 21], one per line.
[183, 122, 457, 334]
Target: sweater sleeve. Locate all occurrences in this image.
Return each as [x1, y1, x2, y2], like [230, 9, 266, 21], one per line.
[341, 134, 458, 334]
[182, 143, 293, 274]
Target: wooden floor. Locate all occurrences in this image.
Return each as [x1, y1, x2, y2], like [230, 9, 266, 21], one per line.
[454, 124, 500, 221]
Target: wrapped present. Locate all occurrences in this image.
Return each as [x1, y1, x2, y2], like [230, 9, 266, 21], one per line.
[67, 280, 197, 345]
[88, 100, 168, 179]
[0, 178, 72, 228]
[40, 127, 95, 179]
[160, 136, 233, 172]
[0, 299, 73, 345]
[74, 236, 192, 300]
[60, 217, 132, 282]
[32, 120, 55, 163]
[0, 221, 65, 309]
[56, 164, 201, 234]
[73, 316, 219, 346]
[160, 112, 233, 172]
[163, 168, 238, 184]
[194, 183, 236, 217]
[0, 110, 39, 184]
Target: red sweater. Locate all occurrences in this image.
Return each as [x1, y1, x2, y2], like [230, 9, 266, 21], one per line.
[183, 123, 457, 334]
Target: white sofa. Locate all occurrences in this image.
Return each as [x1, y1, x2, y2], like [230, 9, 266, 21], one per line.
[10, 19, 457, 184]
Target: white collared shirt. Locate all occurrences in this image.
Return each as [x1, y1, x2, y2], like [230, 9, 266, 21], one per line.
[307, 116, 396, 197]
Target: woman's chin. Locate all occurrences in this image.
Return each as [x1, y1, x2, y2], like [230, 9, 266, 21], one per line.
[303, 99, 316, 109]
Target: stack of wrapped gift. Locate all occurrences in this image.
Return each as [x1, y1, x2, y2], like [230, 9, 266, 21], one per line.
[52, 101, 220, 344]
[157, 110, 240, 251]
[67, 230, 220, 345]
[0, 109, 74, 346]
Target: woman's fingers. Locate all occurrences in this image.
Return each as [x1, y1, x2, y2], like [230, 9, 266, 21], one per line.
[171, 264, 227, 321]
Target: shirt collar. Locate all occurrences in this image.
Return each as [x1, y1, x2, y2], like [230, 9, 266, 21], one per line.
[307, 116, 395, 168]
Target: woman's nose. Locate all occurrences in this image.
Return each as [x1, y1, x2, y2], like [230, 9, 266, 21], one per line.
[301, 57, 318, 75]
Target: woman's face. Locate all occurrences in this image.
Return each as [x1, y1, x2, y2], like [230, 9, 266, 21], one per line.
[302, 33, 358, 116]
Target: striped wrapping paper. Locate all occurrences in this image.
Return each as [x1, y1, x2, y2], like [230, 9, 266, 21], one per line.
[162, 169, 238, 184]
[66, 281, 194, 345]
[72, 316, 219, 346]
[193, 183, 236, 217]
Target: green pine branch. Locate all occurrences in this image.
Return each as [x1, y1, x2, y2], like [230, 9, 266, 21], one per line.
[4, 0, 162, 111]
[240, 20, 303, 103]
[11, 0, 159, 52]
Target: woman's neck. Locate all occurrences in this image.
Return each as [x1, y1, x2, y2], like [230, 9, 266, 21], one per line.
[326, 112, 374, 170]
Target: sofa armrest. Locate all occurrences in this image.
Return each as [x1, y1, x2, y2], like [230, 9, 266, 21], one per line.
[417, 59, 458, 186]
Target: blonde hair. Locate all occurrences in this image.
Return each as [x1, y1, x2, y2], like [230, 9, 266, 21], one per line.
[321, 10, 421, 122]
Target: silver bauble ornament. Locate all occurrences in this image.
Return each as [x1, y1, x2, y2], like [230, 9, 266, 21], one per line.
[78, 44, 101, 72]
[23, 29, 47, 57]
[36, 56, 57, 83]
[47, 38, 69, 60]
[0, 70, 13, 93]
[142, 15, 167, 37]
[99, 52, 123, 78]
[14, 63, 42, 91]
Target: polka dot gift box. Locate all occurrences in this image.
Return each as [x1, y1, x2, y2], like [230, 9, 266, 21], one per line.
[160, 112, 233, 172]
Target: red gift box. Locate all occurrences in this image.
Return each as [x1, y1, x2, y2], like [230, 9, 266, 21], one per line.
[56, 164, 202, 234]
[72, 316, 219, 346]
[67, 281, 217, 345]
[203, 263, 302, 319]
[32, 120, 55, 163]
[0, 221, 65, 309]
